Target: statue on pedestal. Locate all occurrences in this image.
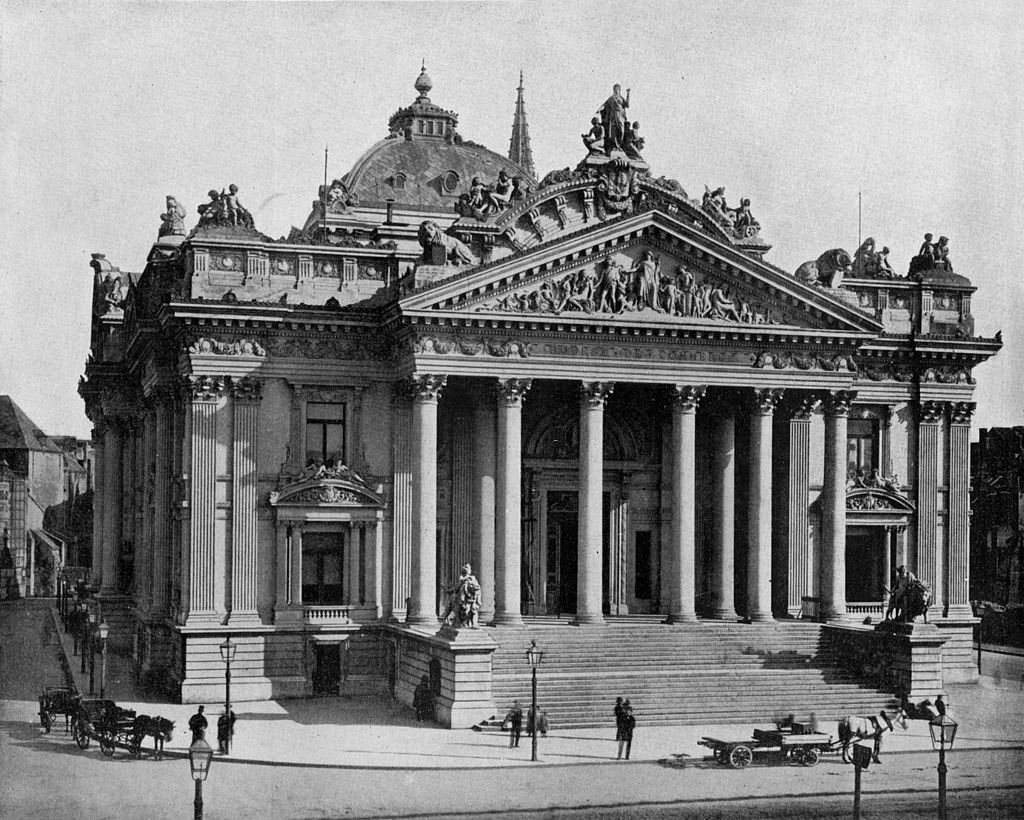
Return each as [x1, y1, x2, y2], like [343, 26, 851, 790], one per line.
[442, 564, 481, 629]
[596, 84, 630, 154]
[158, 195, 187, 237]
[582, 117, 605, 155]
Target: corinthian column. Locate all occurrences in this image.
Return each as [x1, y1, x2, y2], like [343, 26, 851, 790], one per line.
[821, 390, 856, 620]
[230, 377, 262, 622]
[666, 385, 705, 623]
[472, 396, 496, 624]
[575, 381, 614, 625]
[100, 421, 123, 596]
[494, 378, 531, 626]
[748, 388, 783, 621]
[91, 427, 106, 593]
[710, 408, 736, 620]
[785, 397, 817, 616]
[150, 401, 171, 618]
[916, 400, 944, 617]
[408, 374, 446, 629]
[947, 402, 975, 617]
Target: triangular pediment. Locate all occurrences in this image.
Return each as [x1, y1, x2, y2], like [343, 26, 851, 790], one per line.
[399, 209, 882, 337]
[269, 471, 383, 508]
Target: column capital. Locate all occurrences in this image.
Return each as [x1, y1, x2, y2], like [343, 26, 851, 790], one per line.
[184, 374, 228, 402]
[496, 378, 533, 406]
[230, 376, 263, 402]
[948, 401, 975, 425]
[409, 374, 447, 403]
[787, 395, 820, 421]
[580, 381, 615, 408]
[919, 399, 945, 424]
[671, 385, 706, 412]
[751, 388, 785, 415]
[823, 390, 857, 417]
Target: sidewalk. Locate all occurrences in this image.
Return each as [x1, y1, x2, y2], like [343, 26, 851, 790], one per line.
[45, 603, 1024, 770]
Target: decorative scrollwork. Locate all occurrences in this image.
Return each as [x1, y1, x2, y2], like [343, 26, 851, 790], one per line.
[948, 401, 975, 425]
[824, 390, 857, 417]
[496, 378, 532, 407]
[188, 337, 267, 357]
[409, 374, 447, 402]
[919, 400, 944, 424]
[184, 375, 227, 402]
[230, 377, 262, 402]
[672, 385, 706, 412]
[581, 381, 615, 408]
[752, 388, 785, 415]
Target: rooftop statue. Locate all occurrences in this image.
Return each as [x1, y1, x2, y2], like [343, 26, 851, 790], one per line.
[622, 121, 645, 162]
[795, 249, 853, 288]
[158, 195, 187, 238]
[418, 220, 475, 266]
[455, 171, 528, 220]
[322, 178, 358, 214]
[702, 186, 735, 229]
[597, 84, 630, 155]
[908, 233, 953, 276]
[582, 117, 605, 156]
[197, 185, 255, 230]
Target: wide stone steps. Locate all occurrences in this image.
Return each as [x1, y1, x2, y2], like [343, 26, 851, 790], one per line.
[476, 621, 894, 729]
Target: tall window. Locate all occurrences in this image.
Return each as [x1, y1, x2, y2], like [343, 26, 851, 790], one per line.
[302, 532, 345, 605]
[847, 418, 879, 480]
[305, 402, 346, 467]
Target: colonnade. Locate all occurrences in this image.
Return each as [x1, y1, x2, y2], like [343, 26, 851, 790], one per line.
[402, 376, 859, 629]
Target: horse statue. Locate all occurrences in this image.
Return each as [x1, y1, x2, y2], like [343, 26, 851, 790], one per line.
[837, 709, 907, 764]
[131, 715, 175, 760]
[794, 249, 852, 287]
[418, 221, 475, 266]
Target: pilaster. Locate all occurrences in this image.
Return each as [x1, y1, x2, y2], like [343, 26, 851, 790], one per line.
[408, 374, 446, 629]
[710, 408, 736, 620]
[786, 397, 816, 615]
[150, 401, 171, 619]
[494, 378, 531, 626]
[472, 394, 497, 624]
[821, 390, 856, 621]
[946, 401, 974, 617]
[136, 408, 155, 617]
[916, 399, 943, 618]
[748, 388, 783, 621]
[666, 385, 705, 624]
[91, 428, 106, 593]
[575, 381, 614, 625]
[100, 421, 123, 596]
[230, 377, 262, 622]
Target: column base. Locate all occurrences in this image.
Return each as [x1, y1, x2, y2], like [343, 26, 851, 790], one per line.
[664, 612, 699, 624]
[478, 608, 495, 624]
[749, 611, 775, 623]
[570, 612, 605, 626]
[405, 616, 439, 632]
[226, 611, 264, 627]
[708, 609, 738, 621]
[491, 613, 524, 627]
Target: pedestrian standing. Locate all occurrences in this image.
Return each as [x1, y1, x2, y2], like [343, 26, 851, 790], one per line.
[505, 700, 523, 748]
[413, 675, 433, 722]
[217, 710, 230, 754]
[618, 701, 635, 760]
[936, 694, 947, 715]
[188, 705, 208, 743]
[538, 710, 549, 737]
[613, 696, 625, 744]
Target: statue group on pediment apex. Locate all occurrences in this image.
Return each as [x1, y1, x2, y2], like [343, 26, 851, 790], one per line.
[847, 467, 902, 494]
[492, 254, 780, 324]
[582, 84, 645, 163]
[908, 233, 953, 276]
[702, 186, 761, 240]
[455, 171, 530, 220]
[196, 184, 254, 230]
[851, 237, 898, 279]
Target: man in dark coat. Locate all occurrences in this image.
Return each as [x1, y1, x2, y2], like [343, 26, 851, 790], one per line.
[618, 703, 636, 760]
[188, 705, 207, 743]
[413, 675, 433, 723]
[506, 701, 523, 748]
[217, 709, 236, 754]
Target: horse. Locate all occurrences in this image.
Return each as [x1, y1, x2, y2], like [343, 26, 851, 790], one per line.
[131, 715, 174, 760]
[837, 709, 908, 763]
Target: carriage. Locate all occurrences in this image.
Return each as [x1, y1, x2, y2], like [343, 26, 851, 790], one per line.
[699, 725, 838, 769]
[38, 686, 80, 734]
[72, 698, 139, 757]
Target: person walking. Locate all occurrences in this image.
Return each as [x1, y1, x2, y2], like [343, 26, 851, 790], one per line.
[505, 700, 523, 748]
[618, 701, 635, 760]
[188, 705, 208, 743]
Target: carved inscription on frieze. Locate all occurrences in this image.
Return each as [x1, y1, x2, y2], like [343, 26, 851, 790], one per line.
[539, 343, 750, 364]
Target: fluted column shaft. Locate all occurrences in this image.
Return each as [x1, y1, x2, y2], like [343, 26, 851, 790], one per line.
[91, 431, 105, 592]
[786, 399, 816, 615]
[408, 375, 445, 628]
[473, 396, 497, 624]
[917, 400, 943, 615]
[667, 385, 705, 623]
[948, 402, 974, 614]
[186, 375, 224, 621]
[748, 389, 782, 621]
[576, 382, 613, 625]
[821, 391, 856, 620]
[494, 379, 531, 625]
[150, 403, 171, 618]
[230, 378, 261, 620]
[710, 411, 736, 619]
[136, 411, 155, 614]
[100, 422, 123, 596]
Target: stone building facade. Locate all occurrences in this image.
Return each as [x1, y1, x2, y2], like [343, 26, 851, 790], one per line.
[80, 70, 1000, 723]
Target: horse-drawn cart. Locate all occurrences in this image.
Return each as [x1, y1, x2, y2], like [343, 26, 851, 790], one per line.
[699, 727, 836, 769]
[38, 686, 79, 734]
[72, 698, 139, 757]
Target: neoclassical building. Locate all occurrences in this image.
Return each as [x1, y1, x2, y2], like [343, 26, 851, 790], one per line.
[81, 69, 1000, 723]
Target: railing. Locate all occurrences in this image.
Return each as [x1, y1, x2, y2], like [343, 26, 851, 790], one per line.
[847, 602, 885, 615]
[303, 606, 352, 624]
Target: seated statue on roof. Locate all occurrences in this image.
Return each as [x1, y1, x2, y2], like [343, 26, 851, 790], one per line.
[909, 233, 953, 275]
[158, 195, 187, 238]
[582, 117, 605, 155]
[702, 186, 735, 229]
[196, 185, 255, 230]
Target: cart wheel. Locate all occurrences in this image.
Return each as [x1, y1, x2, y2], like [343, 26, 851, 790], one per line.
[130, 739, 142, 759]
[100, 736, 115, 757]
[801, 748, 820, 767]
[728, 745, 753, 769]
[790, 748, 804, 765]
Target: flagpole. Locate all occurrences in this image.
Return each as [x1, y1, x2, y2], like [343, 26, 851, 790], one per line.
[858, 190, 862, 250]
[322, 144, 329, 235]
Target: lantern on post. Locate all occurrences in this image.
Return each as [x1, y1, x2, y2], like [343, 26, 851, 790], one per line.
[525, 640, 543, 762]
[929, 713, 958, 820]
[188, 737, 214, 820]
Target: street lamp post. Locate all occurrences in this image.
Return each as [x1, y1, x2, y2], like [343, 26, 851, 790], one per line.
[98, 620, 109, 699]
[188, 737, 214, 820]
[929, 713, 959, 820]
[72, 602, 80, 656]
[88, 609, 97, 694]
[80, 604, 88, 672]
[219, 636, 236, 754]
[525, 640, 543, 762]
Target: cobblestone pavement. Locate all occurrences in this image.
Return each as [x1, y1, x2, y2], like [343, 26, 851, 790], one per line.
[3, 600, 1023, 819]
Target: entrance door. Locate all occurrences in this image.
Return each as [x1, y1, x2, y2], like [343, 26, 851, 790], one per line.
[845, 527, 890, 602]
[313, 643, 341, 696]
[546, 491, 578, 614]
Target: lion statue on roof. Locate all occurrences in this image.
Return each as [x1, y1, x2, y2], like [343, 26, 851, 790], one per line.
[418, 221, 475, 266]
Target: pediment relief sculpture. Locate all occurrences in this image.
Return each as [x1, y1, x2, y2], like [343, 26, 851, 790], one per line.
[270, 460, 383, 508]
[479, 250, 783, 325]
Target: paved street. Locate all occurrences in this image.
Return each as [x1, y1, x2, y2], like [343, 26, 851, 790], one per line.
[2, 600, 1023, 819]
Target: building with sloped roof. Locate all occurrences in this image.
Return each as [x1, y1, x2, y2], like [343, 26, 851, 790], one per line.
[80, 69, 1000, 724]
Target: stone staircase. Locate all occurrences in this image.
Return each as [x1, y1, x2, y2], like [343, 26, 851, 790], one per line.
[477, 617, 896, 730]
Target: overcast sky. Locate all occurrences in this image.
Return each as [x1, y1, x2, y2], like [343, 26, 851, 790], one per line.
[1, 0, 1022, 438]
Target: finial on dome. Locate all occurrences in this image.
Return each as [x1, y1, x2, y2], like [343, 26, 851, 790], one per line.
[415, 61, 432, 99]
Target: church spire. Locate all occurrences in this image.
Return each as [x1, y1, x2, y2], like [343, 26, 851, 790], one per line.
[507, 70, 535, 179]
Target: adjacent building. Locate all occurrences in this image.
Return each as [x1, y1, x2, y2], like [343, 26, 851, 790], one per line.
[80, 69, 1000, 723]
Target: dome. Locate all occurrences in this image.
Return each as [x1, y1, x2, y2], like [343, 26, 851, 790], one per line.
[340, 67, 535, 213]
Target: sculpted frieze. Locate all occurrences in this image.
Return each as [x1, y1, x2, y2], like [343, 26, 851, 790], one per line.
[411, 335, 531, 358]
[539, 343, 749, 365]
[753, 351, 857, 373]
[267, 336, 390, 362]
[188, 337, 267, 357]
[481, 252, 781, 325]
